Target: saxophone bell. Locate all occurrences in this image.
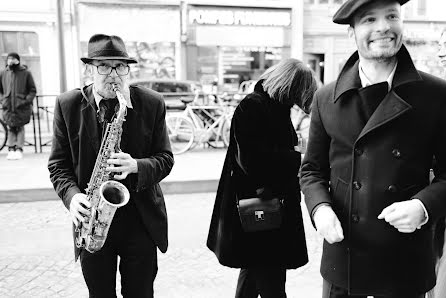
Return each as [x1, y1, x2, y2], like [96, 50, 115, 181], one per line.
[99, 180, 130, 207]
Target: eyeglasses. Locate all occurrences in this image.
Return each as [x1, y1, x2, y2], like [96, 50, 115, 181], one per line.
[91, 63, 130, 76]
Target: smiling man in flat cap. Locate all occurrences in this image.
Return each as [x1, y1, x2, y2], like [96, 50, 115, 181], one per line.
[301, 0, 446, 297]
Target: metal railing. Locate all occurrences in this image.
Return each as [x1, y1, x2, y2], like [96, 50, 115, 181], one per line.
[35, 94, 58, 153]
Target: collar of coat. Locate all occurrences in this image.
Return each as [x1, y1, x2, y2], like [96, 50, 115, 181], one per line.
[333, 45, 422, 103]
[81, 84, 97, 109]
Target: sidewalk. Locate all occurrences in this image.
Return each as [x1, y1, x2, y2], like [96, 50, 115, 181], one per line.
[0, 193, 323, 298]
[0, 146, 225, 203]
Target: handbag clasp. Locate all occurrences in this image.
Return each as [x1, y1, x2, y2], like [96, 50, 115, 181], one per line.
[255, 210, 264, 221]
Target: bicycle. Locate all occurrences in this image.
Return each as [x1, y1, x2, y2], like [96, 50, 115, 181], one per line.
[0, 118, 7, 151]
[292, 106, 310, 154]
[166, 95, 234, 154]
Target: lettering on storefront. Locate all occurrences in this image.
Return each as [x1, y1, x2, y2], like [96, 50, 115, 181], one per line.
[189, 9, 291, 27]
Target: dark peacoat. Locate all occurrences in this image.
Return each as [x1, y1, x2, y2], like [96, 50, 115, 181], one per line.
[300, 45, 446, 296]
[48, 84, 174, 261]
[207, 81, 308, 269]
[0, 64, 36, 127]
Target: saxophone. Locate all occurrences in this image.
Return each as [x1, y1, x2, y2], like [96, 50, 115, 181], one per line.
[75, 83, 130, 253]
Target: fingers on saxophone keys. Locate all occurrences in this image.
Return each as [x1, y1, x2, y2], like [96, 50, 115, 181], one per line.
[78, 198, 91, 209]
[78, 204, 91, 217]
[107, 158, 120, 167]
[73, 212, 85, 226]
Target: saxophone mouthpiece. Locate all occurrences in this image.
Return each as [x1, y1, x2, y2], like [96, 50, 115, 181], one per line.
[112, 83, 120, 92]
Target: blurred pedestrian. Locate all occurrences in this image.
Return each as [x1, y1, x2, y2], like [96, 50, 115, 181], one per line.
[300, 1, 446, 297]
[207, 58, 317, 298]
[427, 27, 446, 298]
[0, 52, 36, 160]
[48, 34, 173, 297]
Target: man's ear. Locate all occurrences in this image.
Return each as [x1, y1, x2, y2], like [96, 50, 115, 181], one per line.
[348, 26, 355, 39]
[84, 64, 93, 76]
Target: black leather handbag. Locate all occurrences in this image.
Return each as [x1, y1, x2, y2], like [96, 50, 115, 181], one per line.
[237, 192, 283, 232]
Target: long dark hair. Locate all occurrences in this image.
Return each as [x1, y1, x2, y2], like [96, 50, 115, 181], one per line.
[260, 58, 318, 114]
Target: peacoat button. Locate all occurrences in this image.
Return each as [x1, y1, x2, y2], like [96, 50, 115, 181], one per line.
[387, 185, 398, 193]
[352, 214, 360, 223]
[355, 148, 364, 156]
[353, 181, 362, 190]
[392, 149, 401, 158]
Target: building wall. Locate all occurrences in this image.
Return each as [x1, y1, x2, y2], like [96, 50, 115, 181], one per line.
[1, 0, 442, 96]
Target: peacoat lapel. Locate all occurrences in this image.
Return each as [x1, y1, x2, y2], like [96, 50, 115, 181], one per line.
[357, 90, 412, 141]
[80, 85, 100, 154]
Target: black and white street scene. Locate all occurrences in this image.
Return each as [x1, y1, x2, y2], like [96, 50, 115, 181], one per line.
[1, 0, 446, 297]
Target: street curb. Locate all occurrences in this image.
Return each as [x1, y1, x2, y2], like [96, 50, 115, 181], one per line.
[0, 179, 219, 204]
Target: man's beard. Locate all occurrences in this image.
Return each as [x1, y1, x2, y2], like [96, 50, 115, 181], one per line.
[367, 47, 400, 62]
[359, 35, 402, 62]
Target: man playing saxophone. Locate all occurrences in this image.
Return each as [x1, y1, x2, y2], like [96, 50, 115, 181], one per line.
[48, 34, 174, 297]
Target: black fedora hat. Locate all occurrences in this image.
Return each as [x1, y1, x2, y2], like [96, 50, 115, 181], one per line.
[333, 0, 410, 25]
[80, 34, 137, 64]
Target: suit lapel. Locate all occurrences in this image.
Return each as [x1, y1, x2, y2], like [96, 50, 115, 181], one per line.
[357, 90, 412, 141]
[81, 85, 100, 154]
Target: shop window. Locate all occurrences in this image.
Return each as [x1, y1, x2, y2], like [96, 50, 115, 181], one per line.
[221, 47, 289, 92]
[197, 46, 219, 85]
[0, 31, 41, 91]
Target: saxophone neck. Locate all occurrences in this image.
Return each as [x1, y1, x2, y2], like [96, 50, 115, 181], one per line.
[112, 83, 128, 118]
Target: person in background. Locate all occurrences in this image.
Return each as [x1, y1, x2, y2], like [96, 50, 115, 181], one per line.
[207, 58, 317, 298]
[300, 0, 446, 297]
[48, 34, 173, 297]
[0, 52, 36, 160]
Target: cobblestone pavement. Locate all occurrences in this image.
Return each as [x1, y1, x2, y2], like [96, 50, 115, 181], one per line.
[0, 193, 323, 298]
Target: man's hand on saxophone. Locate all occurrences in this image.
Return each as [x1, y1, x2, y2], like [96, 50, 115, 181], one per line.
[69, 193, 91, 227]
[106, 151, 138, 180]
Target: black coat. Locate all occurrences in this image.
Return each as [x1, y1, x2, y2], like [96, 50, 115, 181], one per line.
[48, 84, 174, 261]
[300, 46, 446, 296]
[0, 64, 36, 127]
[207, 82, 308, 269]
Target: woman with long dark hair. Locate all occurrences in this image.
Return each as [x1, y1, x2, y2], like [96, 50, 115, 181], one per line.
[207, 58, 318, 298]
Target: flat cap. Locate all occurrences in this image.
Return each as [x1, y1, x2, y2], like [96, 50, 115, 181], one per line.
[333, 0, 410, 25]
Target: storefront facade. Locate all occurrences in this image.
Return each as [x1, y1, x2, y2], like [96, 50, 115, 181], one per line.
[185, 5, 293, 92]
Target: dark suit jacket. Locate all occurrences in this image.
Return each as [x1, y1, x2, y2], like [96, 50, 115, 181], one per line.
[48, 84, 174, 260]
[300, 45, 446, 295]
[207, 81, 308, 269]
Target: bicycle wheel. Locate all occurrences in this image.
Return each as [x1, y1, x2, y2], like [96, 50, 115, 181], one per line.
[207, 117, 231, 148]
[0, 119, 7, 151]
[221, 117, 231, 147]
[166, 115, 194, 154]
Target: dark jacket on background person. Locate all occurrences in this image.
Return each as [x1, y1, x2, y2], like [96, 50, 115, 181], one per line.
[300, 45, 446, 296]
[207, 81, 308, 269]
[48, 84, 174, 261]
[0, 64, 36, 127]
